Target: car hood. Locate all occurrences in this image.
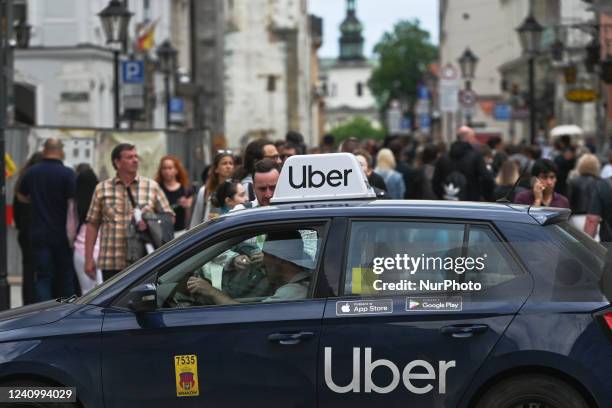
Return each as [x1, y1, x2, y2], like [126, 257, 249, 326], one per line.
[0, 300, 83, 333]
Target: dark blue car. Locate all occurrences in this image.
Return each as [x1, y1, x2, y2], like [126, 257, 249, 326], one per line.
[0, 154, 611, 408]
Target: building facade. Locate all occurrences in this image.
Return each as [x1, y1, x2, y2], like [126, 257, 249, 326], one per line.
[441, 0, 607, 145]
[221, 0, 319, 148]
[319, 0, 378, 132]
[14, 0, 189, 130]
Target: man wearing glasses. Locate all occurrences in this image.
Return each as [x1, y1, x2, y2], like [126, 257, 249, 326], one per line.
[513, 159, 569, 208]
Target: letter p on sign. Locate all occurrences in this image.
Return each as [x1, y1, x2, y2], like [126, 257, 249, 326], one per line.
[122, 60, 145, 84]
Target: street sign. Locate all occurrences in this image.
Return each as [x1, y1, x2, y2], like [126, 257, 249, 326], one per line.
[565, 89, 598, 103]
[459, 89, 478, 108]
[415, 99, 431, 115]
[387, 107, 402, 135]
[169, 97, 185, 124]
[419, 114, 431, 133]
[122, 60, 145, 111]
[494, 104, 512, 121]
[440, 78, 460, 112]
[401, 116, 412, 131]
[122, 60, 145, 84]
[417, 84, 430, 100]
[512, 107, 530, 120]
[441, 63, 459, 80]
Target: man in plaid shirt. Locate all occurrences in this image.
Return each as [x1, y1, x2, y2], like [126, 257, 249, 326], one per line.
[85, 143, 174, 281]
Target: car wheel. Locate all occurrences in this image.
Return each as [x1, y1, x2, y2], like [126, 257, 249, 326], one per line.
[476, 374, 589, 408]
[0, 379, 79, 408]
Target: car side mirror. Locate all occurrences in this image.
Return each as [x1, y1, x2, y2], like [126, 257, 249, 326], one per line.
[127, 283, 157, 313]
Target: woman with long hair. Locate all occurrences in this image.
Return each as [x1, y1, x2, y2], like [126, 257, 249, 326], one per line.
[190, 152, 235, 227]
[375, 148, 405, 199]
[494, 159, 525, 202]
[13, 152, 43, 305]
[155, 155, 193, 231]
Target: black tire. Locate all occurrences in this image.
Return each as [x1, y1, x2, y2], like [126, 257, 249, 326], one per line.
[476, 374, 590, 408]
[0, 379, 79, 408]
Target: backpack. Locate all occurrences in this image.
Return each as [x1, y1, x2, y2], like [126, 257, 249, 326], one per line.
[442, 159, 468, 201]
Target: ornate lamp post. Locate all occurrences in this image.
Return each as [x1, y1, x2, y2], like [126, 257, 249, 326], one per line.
[516, 13, 544, 145]
[14, 19, 31, 49]
[98, 0, 132, 129]
[458, 47, 479, 126]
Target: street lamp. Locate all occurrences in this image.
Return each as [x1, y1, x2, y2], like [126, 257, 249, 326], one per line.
[14, 20, 31, 49]
[458, 47, 478, 82]
[98, 0, 132, 129]
[516, 13, 543, 145]
[458, 47, 479, 126]
[156, 40, 177, 128]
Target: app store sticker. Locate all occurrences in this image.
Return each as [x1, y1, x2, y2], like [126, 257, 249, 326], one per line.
[336, 299, 394, 316]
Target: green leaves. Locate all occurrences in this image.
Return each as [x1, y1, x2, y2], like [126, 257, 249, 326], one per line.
[368, 19, 438, 113]
[329, 116, 385, 143]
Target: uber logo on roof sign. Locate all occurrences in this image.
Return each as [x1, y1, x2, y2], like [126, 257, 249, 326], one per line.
[289, 165, 353, 188]
[271, 153, 376, 203]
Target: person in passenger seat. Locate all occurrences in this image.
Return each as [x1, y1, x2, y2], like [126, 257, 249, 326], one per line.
[187, 231, 311, 304]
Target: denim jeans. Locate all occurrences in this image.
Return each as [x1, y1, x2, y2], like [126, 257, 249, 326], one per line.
[32, 239, 75, 301]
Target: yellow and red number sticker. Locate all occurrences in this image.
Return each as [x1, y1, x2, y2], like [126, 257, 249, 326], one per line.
[174, 354, 200, 397]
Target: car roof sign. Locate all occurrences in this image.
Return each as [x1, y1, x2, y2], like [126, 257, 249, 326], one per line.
[271, 153, 376, 204]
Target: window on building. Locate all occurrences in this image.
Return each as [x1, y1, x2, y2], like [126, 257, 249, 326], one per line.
[331, 83, 337, 97]
[267, 75, 277, 92]
[356, 82, 363, 97]
[14, 0, 27, 23]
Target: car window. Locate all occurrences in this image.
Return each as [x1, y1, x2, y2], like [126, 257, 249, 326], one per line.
[344, 221, 519, 296]
[156, 227, 323, 308]
[465, 225, 520, 288]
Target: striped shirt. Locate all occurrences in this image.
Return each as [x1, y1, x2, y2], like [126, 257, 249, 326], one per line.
[86, 176, 173, 271]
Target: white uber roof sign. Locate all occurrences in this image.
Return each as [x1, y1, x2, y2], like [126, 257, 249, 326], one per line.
[271, 153, 376, 204]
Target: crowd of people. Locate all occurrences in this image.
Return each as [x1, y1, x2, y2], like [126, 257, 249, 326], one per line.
[12, 126, 612, 304]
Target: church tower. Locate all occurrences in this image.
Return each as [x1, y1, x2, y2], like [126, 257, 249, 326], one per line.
[339, 0, 365, 61]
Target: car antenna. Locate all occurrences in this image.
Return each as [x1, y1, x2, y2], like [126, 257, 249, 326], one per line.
[496, 163, 529, 204]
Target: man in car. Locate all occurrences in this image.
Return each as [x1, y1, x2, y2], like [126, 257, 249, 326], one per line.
[186, 231, 311, 304]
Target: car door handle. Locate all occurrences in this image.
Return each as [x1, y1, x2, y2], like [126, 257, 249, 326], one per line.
[268, 331, 315, 345]
[441, 324, 489, 339]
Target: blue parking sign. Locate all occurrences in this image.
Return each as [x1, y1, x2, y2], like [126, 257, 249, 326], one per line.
[494, 104, 512, 121]
[122, 60, 145, 84]
[169, 97, 184, 113]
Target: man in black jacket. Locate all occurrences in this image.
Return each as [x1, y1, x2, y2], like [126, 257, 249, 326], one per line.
[432, 126, 494, 202]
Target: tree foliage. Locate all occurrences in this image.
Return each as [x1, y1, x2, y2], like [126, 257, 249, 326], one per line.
[368, 20, 438, 112]
[329, 116, 385, 144]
